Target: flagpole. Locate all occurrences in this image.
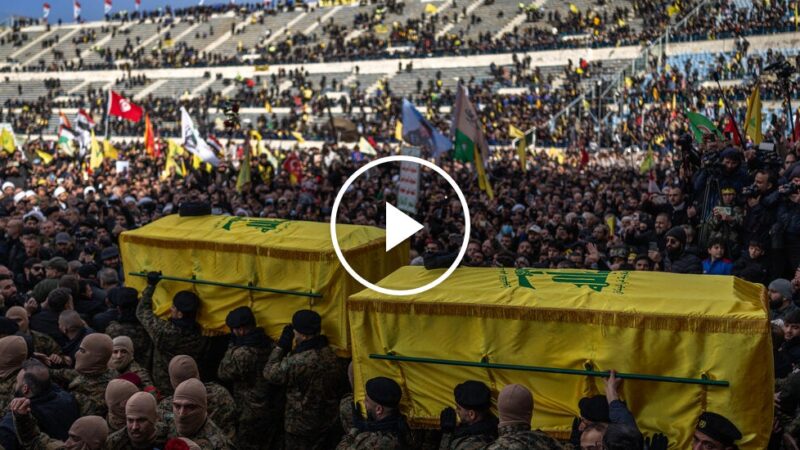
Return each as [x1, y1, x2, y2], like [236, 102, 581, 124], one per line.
[104, 90, 111, 140]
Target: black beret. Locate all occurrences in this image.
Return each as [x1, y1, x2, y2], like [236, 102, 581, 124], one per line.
[109, 287, 138, 308]
[454, 380, 491, 410]
[179, 202, 212, 217]
[226, 306, 256, 329]
[173, 291, 200, 314]
[365, 377, 402, 408]
[697, 412, 741, 445]
[0, 317, 20, 336]
[578, 395, 610, 423]
[292, 309, 321, 335]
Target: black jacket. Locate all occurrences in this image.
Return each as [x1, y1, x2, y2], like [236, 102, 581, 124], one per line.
[664, 250, 703, 274]
[0, 385, 79, 450]
[30, 309, 66, 347]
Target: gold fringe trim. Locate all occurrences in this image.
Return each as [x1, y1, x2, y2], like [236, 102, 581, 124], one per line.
[347, 301, 768, 335]
[120, 234, 386, 261]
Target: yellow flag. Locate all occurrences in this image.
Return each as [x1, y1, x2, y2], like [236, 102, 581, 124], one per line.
[163, 139, 185, 179]
[0, 128, 16, 154]
[667, 3, 680, 16]
[265, 102, 272, 113]
[291, 131, 305, 144]
[508, 124, 525, 139]
[509, 124, 527, 173]
[474, 147, 494, 200]
[569, 3, 579, 14]
[36, 150, 54, 165]
[671, 93, 677, 111]
[652, 86, 660, 102]
[394, 121, 403, 141]
[424, 3, 437, 14]
[103, 140, 119, 160]
[744, 85, 763, 145]
[89, 130, 103, 170]
[192, 154, 203, 171]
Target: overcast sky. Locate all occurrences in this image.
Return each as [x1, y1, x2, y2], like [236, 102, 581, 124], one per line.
[1, 1, 236, 25]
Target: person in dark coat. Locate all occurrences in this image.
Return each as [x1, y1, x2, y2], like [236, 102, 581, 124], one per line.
[0, 359, 80, 450]
[30, 287, 73, 347]
[732, 240, 769, 284]
[652, 227, 702, 274]
[776, 310, 800, 379]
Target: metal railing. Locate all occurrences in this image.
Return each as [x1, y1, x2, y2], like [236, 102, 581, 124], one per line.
[128, 271, 322, 299]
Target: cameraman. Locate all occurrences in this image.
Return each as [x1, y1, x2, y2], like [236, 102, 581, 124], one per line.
[764, 166, 800, 277]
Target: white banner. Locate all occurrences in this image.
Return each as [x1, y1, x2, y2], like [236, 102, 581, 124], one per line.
[181, 107, 220, 166]
[397, 146, 421, 214]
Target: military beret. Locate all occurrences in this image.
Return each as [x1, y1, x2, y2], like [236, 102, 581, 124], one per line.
[0, 317, 20, 336]
[578, 395, 610, 423]
[454, 380, 492, 410]
[292, 310, 321, 335]
[226, 306, 256, 329]
[172, 291, 200, 314]
[365, 377, 402, 408]
[179, 202, 212, 217]
[696, 412, 741, 446]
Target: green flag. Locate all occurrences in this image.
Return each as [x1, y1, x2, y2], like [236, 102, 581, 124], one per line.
[236, 144, 252, 192]
[685, 111, 723, 143]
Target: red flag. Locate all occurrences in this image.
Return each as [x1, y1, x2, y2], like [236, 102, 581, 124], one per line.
[43, 3, 51, 18]
[104, 0, 112, 14]
[108, 91, 143, 122]
[723, 116, 740, 146]
[143, 114, 155, 156]
[579, 147, 589, 167]
[282, 152, 303, 185]
[793, 110, 800, 143]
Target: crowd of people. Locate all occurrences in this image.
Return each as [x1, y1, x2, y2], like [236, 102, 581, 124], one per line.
[1, 0, 797, 72]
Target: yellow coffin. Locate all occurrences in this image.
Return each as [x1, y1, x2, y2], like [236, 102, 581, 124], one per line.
[348, 267, 772, 449]
[120, 215, 406, 353]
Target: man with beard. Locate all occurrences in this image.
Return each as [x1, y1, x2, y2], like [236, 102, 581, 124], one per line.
[138, 273, 207, 395]
[337, 377, 410, 449]
[16, 258, 44, 294]
[0, 359, 79, 450]
[439, 380, 499, 449]
[101, 246, 124, 283]
[217, 306, 276, 450]
[776, 310, 800, 379]
[53, 233, 79, 261]
[106, 391, 167, 450]
[769, 279, 796, 323]
[0, 273, 26, 311]
[5, 306, 61, 357]
[649, 226, 702, 274]
[170, 378, 234, 450]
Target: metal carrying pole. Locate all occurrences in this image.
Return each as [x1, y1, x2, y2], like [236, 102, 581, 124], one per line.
[128, 272, 322, 299]
[370, 354, 729, 387]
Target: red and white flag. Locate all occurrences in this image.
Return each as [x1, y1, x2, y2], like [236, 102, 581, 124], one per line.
[134, 0, 141, 10]
[73, 1, 81, 19]
[104, 0, 112, 14]
[108, 91, 143, 123]
[43, 3, 51, 19]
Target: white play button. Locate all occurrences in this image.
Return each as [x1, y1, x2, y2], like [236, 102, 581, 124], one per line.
[385, 203, 424, 252]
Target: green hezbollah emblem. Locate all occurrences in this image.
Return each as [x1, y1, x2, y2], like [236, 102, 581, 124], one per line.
[220, 217, 286, 233]
[515, 269, 611, 293]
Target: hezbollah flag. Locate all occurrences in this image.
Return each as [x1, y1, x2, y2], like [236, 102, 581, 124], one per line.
[744, 85, 763, 145]
[686, 110, 722, 143]
[639, 147, 655, 174]
[348, 267, 772, 449]
[103, 140, 119, 160]
[509, 124, 533, 172]
[162, 139, 184, 179]
[453, 86, 493, 198]
[0, 127, 16, 154]
[89, 130, 103, 171]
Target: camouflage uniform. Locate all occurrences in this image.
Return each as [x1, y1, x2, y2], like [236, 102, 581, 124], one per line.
[174, 418, 235, 450]
[217, 338, 278, 450]
[263, 337, 340, 450]
[30, 330, 61, 356]
[0, 370, 21, 413]
[440, 418, 498, 450]
[51, 368, 116, 417]
[106, 320, 154, 372]
[105, 427, 167, 450]
[157, 382, 236, 441]
[136, 285, 207, 394]
[336, 428, 403, 449]
[485, 425, 570, 450]
[113, 360, 154, 388]
[13, 412, 64, 450]
[339, 393, 354, 433]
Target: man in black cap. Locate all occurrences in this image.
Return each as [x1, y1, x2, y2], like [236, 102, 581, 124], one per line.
[137, 272, 207, 394]
[569, 395, 609, 445]
[337, 376, 410, 449]
[100, 247, 123, 283]
[693, 411, 741, 450]
[218, 306, 275, 450]
[263, 309, 340, 450]
[439, 380, 498, 449]
[31, 257, 68, 302]
[650, 226, 702, 274]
